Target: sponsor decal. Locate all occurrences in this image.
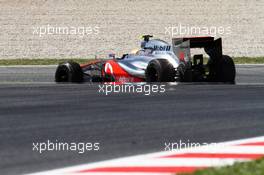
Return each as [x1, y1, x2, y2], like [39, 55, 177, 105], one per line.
[104, 63, 114, 75]
[153, 45, 171, 51]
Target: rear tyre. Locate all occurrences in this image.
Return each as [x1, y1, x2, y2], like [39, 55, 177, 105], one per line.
[177, 63, 193, 82]
[145, 59, 175, 82]
[219, 55, 236, 83]
[55, 61, 83, 83]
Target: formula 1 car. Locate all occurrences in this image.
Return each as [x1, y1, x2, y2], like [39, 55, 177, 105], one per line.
[55, 35, 236, 83]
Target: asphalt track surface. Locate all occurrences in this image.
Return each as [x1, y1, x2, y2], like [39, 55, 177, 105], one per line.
[0, 65, 264, 174]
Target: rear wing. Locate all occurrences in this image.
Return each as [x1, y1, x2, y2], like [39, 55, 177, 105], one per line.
[172, 37, 223, 61]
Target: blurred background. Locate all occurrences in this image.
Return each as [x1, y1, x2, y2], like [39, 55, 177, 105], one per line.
[0, 0, 263, 58]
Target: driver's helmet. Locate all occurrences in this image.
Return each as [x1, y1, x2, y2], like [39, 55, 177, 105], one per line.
[130, 48, 152, 55]
[130, 48, 139, 54]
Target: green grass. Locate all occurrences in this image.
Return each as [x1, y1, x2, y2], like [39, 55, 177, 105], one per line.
[0, 57, 263, 65]
[181, 158, 264, 175]
[202, 57, 264, 64]
[233, 57, 264, 64]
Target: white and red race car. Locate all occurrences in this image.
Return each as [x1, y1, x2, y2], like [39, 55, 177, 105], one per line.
[55, 35, 236, 83]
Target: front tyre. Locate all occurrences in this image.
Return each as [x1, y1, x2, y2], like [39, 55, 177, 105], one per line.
[55, 61, 83, 83]
[145, 59, 175, 82]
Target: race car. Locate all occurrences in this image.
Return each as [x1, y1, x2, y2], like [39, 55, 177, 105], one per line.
[55, 35, 236, 83]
